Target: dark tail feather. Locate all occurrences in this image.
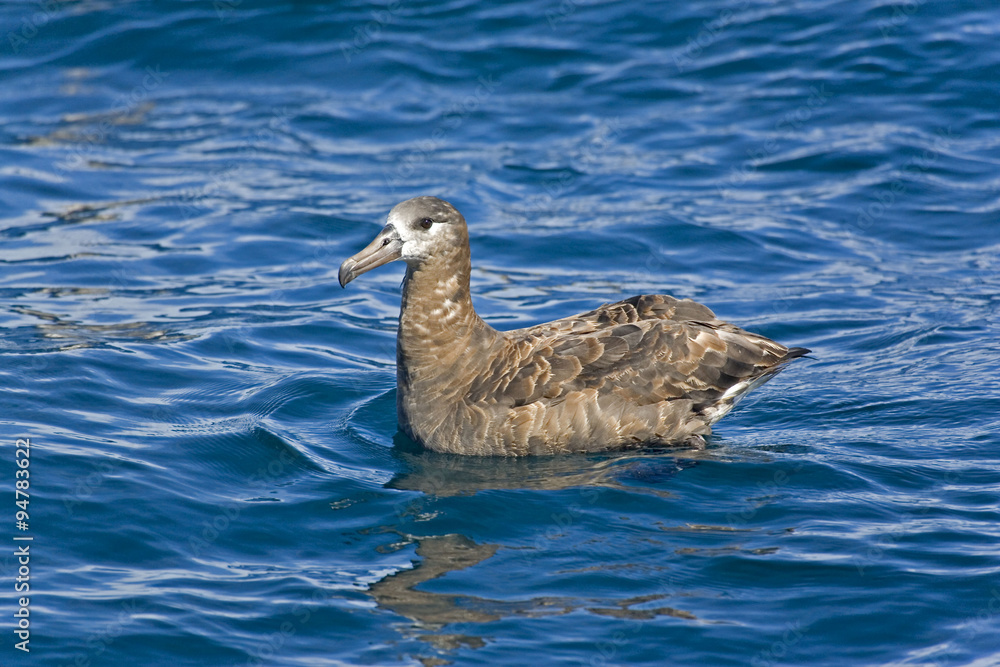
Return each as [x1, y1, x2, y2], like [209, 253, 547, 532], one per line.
[782, 346, 812, 362]
[700, 344, 810, 423]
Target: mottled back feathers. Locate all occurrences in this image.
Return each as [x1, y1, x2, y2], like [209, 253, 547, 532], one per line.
[469, 293, 807, 422]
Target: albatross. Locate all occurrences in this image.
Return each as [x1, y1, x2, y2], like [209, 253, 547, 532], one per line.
[339, 196, 809, 456]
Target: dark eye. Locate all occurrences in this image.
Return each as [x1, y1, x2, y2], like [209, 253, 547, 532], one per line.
[419, 218, 433, 229]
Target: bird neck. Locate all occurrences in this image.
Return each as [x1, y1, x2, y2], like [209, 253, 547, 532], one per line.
[396, 244, 499, 380]
[396, 250, 499, 395]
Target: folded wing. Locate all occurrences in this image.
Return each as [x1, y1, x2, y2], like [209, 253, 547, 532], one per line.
[469, 294, 809, 425]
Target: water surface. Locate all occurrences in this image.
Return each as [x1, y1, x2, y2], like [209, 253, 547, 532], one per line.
[1, 1, 999, 665]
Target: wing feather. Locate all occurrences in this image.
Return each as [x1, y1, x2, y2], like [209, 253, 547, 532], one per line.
[473, 295, 801, 420]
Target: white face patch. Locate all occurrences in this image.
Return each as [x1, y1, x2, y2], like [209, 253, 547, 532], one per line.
[383, 196, 467, 265]
[387, 210, 452, 263]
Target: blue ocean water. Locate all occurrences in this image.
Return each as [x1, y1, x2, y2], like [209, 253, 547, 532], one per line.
[2, 0, 999, 664]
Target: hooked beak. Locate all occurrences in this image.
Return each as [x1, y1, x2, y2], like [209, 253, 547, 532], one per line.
[338, 224, 403, 288]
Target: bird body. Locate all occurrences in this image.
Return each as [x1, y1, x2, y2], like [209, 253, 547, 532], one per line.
[339, 197, 808, 456]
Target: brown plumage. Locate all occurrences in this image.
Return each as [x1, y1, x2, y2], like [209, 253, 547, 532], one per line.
[339, 196, 809, 456]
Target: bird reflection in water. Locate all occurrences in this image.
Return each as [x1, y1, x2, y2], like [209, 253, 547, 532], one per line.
[367, 531, 696, 665]
[360, 439, 706, 664]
